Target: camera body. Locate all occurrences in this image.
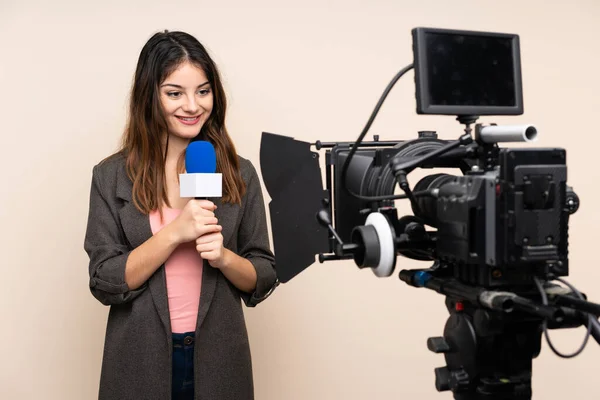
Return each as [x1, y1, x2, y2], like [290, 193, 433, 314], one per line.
[327, 130, 576, 289]
[430, 147, 571, 288]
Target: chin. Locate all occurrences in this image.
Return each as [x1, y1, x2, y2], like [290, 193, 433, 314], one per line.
[168, 126, 204, 140]
[172, 132, 201, 141]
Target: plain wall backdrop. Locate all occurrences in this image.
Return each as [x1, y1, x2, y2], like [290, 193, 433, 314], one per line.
[1, 0, 599, 399]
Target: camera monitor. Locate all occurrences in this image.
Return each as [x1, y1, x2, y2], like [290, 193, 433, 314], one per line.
[412, 27, 524, 116]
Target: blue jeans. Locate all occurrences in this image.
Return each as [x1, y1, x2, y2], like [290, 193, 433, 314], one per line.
[172, 332, 195, 400]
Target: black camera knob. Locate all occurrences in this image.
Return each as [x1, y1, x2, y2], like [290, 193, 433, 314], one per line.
[427, 337, 451, 353]
[434, 367, 451, 392]
[565, 186, 580, 214]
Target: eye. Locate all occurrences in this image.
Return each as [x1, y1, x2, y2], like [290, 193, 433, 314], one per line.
[166, 91, 182, 98]
[198, 88, 212, 96]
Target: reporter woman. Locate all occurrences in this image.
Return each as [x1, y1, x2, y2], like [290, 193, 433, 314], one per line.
[83, 30, 278, 400]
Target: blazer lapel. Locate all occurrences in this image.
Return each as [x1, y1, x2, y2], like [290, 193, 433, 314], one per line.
[195, 197, 223, 331]
[115, 163, 172, 337]
[196, 260, 217, 331]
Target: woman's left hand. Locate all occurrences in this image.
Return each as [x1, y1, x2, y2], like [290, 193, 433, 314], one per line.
[195, 231, 227, 268]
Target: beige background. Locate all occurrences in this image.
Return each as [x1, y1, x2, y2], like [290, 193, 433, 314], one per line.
[1, 0, 599, 399]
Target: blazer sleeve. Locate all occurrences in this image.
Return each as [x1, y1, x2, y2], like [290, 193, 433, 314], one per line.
[83, 164, 146, 306]
[237, 161, 279, 307]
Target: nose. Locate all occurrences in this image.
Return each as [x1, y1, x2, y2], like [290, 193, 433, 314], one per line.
[182, 96, 200, 113]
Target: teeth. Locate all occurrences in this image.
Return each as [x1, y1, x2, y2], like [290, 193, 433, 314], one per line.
[178, 116, 198, 121]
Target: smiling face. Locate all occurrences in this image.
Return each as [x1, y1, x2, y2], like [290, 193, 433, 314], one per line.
[159, 61, 214, 141]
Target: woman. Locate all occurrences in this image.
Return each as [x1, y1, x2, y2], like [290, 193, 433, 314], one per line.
[83, 30, 278, 400]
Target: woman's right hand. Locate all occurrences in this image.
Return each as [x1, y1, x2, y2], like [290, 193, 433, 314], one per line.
[169, 200, 221, 244]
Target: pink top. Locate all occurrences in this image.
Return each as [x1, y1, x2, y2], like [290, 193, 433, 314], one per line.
[149, 207, 203, 334]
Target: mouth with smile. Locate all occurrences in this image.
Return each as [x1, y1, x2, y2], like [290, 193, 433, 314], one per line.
[175, 114, 202, 126]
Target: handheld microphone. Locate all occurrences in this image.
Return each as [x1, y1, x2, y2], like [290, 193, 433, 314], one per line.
[180, 141, 222, 200]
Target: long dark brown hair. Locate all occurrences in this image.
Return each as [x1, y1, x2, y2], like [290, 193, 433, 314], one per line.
[114, 30, 245, 214]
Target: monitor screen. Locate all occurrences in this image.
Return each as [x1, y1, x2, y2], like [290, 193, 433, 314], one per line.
[412, 27, 524, 116]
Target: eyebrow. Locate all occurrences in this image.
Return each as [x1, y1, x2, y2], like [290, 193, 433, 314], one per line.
[160, 81, 211, 89]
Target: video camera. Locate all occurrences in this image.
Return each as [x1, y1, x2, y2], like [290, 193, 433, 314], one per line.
[259, 27, 600, 399]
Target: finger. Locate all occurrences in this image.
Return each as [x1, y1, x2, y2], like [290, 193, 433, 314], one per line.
[196, 243, 217, 253]
[199, 216, 219, 225]
[200, 251, 217, 261]
[195, 209, 215, 219]
[200, 249, 222, 260]
[196, 224, 222, 237]
[196, 232, 222, 245]
[191, 207, 215, 219]
[193, 218, 218, 233]
[191, 199, 217, 211]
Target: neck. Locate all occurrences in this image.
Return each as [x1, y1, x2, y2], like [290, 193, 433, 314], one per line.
[163, 133, 190, 166]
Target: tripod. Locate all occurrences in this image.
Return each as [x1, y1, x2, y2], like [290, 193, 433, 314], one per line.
[428, 298, 542, 399]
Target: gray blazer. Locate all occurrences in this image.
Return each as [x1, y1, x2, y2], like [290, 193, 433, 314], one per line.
[83, 152, 278, 400]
